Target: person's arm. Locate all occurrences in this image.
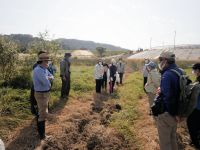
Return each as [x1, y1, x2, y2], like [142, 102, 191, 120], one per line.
[161, 72, 172, 112]
[60, 61, 65, 77]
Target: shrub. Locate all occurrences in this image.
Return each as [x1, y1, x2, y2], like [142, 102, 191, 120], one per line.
[9, 73, 32, 89]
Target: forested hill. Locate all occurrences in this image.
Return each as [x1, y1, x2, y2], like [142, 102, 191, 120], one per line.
[0, 34, 129, 51]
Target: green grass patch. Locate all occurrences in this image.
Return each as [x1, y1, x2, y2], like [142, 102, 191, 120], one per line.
[110, 71, 144, 142]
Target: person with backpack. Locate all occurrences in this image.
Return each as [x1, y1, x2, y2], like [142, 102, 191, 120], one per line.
[33, 52, 54, 140]
[117, 58, 125, 85]
[60, 53, 71, 99]
[144, 61, 160, 115]
[156, 51, 182, 150]
[187, 63, 200, 149]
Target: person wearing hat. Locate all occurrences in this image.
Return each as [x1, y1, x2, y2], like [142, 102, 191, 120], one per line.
[94, 59, 104, 93]
[33, 52, 54, 140]
[142, 58, 150, 92]
[187, 63, 200, 149]
[156, 51, 183, 150]
[60, 53, 72, 98]
[30, 50, 47, 117]
[144, 61, 160, 115]
[116, 58, 125, 85]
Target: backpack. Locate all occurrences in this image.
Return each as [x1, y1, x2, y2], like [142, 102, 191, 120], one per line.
[171, 69, 200, 117]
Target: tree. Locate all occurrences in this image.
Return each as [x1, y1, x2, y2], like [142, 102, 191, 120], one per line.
[96, 47, 106, 57]
[0, 36, 19, 83]
[27, 31, 60, 57]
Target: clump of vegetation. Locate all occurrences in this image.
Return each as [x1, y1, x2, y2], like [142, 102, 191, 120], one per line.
[0, 36, 19, 84]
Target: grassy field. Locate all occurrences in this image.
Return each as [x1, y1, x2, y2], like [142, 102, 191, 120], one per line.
[0, 58, 197, 145]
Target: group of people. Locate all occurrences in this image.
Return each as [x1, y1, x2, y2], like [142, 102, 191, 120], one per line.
[142, 51, 200, 150]
[30, 51, 72, 141]
[94, 58, 125, 94]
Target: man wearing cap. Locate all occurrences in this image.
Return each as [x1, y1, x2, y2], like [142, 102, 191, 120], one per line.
[30, 51, 47, 117]
[60, 53, 71, 98]
[117, 58, 125, 85]
[156, 51, 182, 150]
[145, 61, 160, 115]
[33, 52, 54, 140]
[187, 63, 200, 149]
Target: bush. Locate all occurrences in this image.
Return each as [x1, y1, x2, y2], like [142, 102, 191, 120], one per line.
[9, 73, 32, 89]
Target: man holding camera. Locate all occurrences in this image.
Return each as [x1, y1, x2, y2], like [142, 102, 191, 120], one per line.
[156, 51, 182, 150]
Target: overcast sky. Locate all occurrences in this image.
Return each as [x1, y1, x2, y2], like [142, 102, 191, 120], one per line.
[0, 0, 199, 49]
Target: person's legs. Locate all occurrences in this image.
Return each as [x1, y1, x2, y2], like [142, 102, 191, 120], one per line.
[111, 77, 116, 93]
[187, 109, 200, 148]
[96, 79, 101, 93]
[157, 112, 178, 150]
[61, 77, 67, 98]
[119, 73, 123, 84]
[30, 85, 38, 116]
[66, 74, 70, 96]
[35, 92, 49, 139]
[143, 77, 148, 92]
[105, 77, 107, 90]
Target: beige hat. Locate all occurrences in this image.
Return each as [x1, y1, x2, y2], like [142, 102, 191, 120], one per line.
[37, 53, 51, 62]
[159, 51, 175, 61]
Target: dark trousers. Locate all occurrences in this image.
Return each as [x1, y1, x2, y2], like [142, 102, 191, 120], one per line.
[143, 77, 148, 92]
[96, 79, 102, 93]
[119, 73, 123, 84]
[102, 75, 107, 90]
[187, 109, 200, 148]
[109, 77, 116, 93]
[61, 75, 71, 98]
[30, 85, 38, 116]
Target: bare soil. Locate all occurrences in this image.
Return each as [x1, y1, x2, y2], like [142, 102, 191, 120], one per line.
[5, 93, 129, 150]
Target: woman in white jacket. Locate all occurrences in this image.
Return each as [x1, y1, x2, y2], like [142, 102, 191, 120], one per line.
[145, 61, 161, 114]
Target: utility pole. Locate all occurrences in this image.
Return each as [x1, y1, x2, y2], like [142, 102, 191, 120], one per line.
[150, 37, 152, 50]
[174, 30, 176, 50]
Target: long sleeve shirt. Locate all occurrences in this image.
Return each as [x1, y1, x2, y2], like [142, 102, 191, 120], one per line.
[60, 58, 70, 77]
[94, 64, 104, 79]
[145, 69, 161, 94]
[117, 62, 125, 73]
[33, 65, 54, 92]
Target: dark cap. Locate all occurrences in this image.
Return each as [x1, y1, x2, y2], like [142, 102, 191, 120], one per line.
[192, 63, 200, 70]
[64, 53, 71, 57]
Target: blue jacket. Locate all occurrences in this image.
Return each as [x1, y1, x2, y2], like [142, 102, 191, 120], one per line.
[160, 64, 182, 116]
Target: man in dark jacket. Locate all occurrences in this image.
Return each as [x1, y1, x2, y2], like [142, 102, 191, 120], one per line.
[156, 51, 182, 150]
[60, 53, 71, 99]
[187, 63, 200, 149]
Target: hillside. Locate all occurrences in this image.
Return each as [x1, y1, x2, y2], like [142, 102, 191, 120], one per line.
[0, 34, 129, 51]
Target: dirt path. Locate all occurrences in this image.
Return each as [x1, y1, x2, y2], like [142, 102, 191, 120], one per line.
[133, 97, 196, 150]
[4, 69, 196, 150]
[5, 93, 129, 150]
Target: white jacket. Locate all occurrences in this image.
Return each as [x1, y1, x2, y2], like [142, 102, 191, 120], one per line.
[145, 69, 161, 94]
[94, 64, 104, 79]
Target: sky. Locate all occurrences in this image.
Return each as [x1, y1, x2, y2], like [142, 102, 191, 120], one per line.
[0, 0, 200, 49]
